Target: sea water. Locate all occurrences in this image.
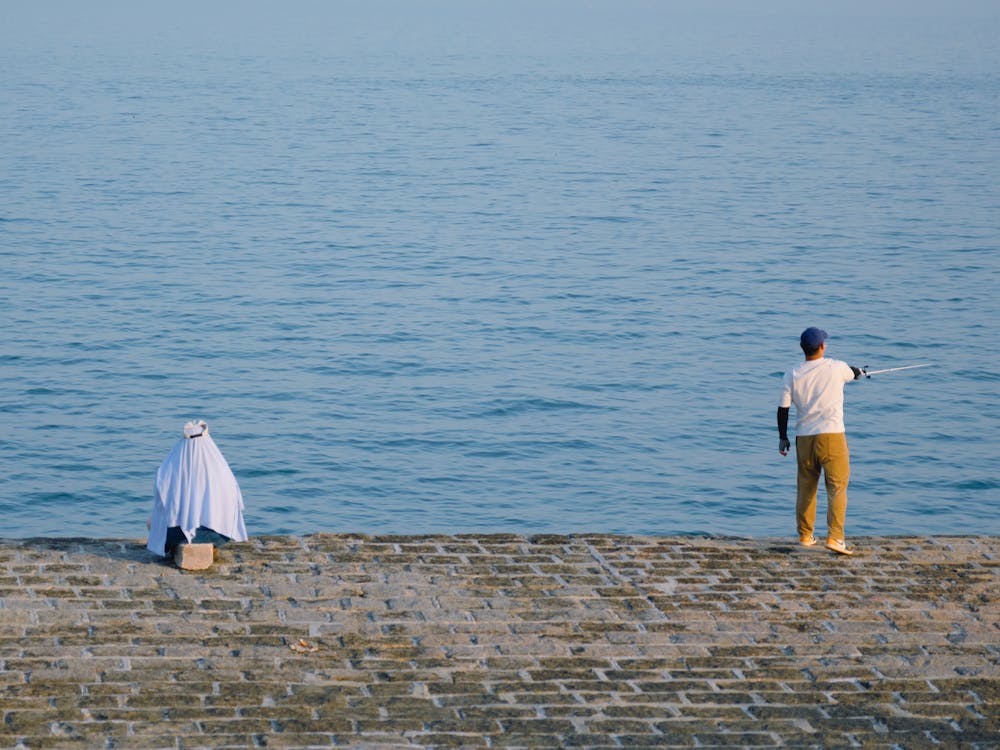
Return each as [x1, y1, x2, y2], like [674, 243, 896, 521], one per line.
[2, 1, 998, 538]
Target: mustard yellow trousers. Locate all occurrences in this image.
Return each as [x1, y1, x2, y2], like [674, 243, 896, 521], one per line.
[795, 432, 850, 541]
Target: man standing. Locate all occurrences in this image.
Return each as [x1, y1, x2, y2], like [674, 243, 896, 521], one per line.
[777, 327, 863, 555]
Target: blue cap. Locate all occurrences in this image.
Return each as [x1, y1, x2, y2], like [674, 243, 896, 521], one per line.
[800, 327, 828, 350]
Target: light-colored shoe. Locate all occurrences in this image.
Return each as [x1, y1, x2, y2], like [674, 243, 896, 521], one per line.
[799, 535, 818, 547]
[825, 538, 855, 556]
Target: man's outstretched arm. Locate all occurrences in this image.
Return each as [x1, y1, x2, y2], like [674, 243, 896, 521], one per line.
[777, 407, 790, 455]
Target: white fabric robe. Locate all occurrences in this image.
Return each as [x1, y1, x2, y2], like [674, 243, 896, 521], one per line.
[147, 425, 248, 556]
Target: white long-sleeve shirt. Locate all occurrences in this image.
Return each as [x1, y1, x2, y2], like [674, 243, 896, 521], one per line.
[779, 357, 855, 436]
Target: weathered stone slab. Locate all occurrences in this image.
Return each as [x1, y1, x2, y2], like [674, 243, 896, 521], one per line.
[0, 534, 997, 748]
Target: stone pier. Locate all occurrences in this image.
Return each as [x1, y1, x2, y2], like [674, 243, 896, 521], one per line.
[1, 535, 997, 748]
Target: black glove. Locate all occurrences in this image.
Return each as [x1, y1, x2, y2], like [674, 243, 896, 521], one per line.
[851, 366, 863, 380]
[779, 438, 791, 454]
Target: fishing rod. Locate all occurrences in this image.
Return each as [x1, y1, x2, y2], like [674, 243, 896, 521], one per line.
[861, 363, 932, 378]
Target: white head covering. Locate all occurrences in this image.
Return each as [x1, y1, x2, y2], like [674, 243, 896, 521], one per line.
[147, 420, 248, 556]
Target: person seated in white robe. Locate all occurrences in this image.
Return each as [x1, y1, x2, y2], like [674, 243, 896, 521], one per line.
[147, 420, 248, 557]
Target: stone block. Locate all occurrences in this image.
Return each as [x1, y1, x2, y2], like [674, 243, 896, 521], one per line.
[175, 543, 214, 570]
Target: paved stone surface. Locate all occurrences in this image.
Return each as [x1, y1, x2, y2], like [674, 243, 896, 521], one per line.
[0, 534, 996, 749]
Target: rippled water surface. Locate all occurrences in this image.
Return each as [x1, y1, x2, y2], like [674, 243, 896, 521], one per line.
[2, 2, 998, 538]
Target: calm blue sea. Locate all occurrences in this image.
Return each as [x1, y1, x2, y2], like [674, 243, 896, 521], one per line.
[2, 1, 998, 539]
